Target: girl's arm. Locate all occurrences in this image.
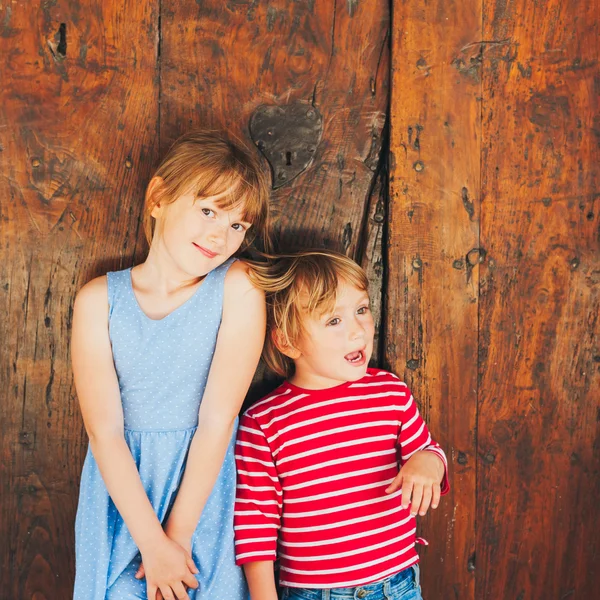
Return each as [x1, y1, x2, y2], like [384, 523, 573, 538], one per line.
[163, 261, 266, 543]
[72, 277, 198, 600]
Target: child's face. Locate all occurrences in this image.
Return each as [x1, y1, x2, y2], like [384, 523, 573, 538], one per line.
[152, 190, 251, 277]
[289, 280, 375, 390]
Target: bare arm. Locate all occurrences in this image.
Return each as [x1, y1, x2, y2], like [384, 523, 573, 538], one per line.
[243, 562, 278, 600]
[72, 277, 198, 600]
[164, 261, 266, 540]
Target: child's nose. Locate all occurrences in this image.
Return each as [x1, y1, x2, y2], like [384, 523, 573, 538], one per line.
[349, 319, 366, 340]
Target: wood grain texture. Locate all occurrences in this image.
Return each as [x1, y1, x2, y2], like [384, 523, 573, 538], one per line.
[160, 0, 390, 257]
[477, 0, 600, 597]
[387, 1, 481, 598]
[360, 166, 387, 365]
[0, 1, 159, 595]
[1, 1, 390, 596]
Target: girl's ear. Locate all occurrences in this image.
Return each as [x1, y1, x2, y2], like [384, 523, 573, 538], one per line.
[272, 328, 301, 360]
[146, 176, 165, 219]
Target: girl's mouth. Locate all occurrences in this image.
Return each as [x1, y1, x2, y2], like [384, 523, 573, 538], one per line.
[345, 349, 366, 366]
[193, 243, 218, 258]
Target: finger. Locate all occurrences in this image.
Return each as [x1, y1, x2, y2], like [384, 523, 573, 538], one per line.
[186, 555, 199, 575]
[410, 483, 423, 516]
[183, 569, 200, 590]
[401, 479, 414, 509]
[135, 563, 146, 580]
[159, 585, 175, 600]
[431, 482, 441, 509]
[147, 584, 158, 600]
[419, 486, 433, 516]
[156, 591, 164, 600]
[172, 582, 191, 600]
[385, 472, 403, 494]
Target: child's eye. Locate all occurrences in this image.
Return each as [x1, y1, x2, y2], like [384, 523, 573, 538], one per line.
[326, 317, 341, 326]
[231, 223, 246, 232]
[357, 306, 370, 315]
[201, 208, 215, 217]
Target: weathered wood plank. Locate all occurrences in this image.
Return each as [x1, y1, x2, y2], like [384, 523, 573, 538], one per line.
[360, 166, 387, 365]
[477, 0, 600, 597]
[160, 0, 390, 257]
[0, 1, 159, 595]
[387, 1, 481, 597]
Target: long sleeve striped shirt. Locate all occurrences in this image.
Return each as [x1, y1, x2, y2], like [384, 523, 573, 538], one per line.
[234, 368, 449, 589]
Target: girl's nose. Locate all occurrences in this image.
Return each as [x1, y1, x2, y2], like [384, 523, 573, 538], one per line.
[208, 224, 227, 246]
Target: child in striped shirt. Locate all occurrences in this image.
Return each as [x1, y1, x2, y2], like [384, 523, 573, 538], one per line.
[235, 250, 449, 600]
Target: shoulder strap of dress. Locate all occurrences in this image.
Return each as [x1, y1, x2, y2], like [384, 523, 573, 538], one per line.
[106, 269, 132, 317]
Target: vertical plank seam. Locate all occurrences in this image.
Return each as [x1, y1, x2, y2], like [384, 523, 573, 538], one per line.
[475, 0, 484, 595]
[157, 0, 162, 153]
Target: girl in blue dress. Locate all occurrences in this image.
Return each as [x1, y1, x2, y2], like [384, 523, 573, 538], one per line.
[71, 130, 270, 600]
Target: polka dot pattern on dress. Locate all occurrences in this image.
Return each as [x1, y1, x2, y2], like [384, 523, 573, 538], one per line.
[74, 258, 249, 599]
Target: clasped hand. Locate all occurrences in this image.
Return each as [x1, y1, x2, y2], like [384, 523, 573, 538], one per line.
[136, 526, 198, 600]
[385, 450, 445, 516]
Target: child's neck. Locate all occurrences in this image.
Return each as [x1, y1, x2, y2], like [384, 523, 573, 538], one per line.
[288, 369, 351, 391]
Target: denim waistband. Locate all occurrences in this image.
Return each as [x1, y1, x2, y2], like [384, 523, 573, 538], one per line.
[281, 563, 420, 600]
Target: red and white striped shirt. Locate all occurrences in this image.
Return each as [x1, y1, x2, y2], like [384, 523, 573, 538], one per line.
[234, 369, 449, 589]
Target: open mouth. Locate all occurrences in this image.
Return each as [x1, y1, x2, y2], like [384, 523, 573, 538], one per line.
[345, 349, 366, 365]
[193, 243, 218, 258]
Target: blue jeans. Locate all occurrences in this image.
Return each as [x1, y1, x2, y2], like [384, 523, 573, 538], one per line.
[280, 564, 422, 600]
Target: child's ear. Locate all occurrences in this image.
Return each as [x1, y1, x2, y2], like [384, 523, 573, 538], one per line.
[272, 329, 301, 360]
[146, 176, 165, 219]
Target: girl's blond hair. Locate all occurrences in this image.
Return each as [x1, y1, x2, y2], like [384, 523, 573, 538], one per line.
[249, 250, 370, 378]
[144, 130, 271, 250]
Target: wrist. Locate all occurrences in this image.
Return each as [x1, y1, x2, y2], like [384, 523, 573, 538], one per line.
[136, 523, 168, 555]
[429, 451, 446, 482]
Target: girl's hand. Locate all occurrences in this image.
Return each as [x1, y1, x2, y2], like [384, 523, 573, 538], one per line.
[385, 450, 445, 516]
[137, 535, 199, 600]
[135, 525, 195, 587]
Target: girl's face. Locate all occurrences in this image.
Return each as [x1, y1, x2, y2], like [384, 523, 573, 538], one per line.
[288, 280, 375, 390]
[152, 190, 251, 278]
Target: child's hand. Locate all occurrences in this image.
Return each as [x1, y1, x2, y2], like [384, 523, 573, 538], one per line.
[136, 535, 198, 600]
[385, 450, 445, 516]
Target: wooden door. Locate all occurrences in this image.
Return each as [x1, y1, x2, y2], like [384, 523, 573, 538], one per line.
[0, 1, 389, 596]
[389, 0, 599, 598]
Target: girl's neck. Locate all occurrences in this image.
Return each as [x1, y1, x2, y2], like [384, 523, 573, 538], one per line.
[136, 243, 204, 295]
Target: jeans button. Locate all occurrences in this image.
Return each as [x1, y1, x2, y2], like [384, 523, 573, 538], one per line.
[357, 590, 367, 598]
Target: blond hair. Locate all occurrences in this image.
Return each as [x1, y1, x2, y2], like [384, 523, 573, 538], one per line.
[144, 130, 271, 250]
[249, 250, 370, 377]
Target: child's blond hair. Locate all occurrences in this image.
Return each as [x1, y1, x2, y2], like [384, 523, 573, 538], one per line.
[144, 129, 271, 250]
[249, 250, 370, 378]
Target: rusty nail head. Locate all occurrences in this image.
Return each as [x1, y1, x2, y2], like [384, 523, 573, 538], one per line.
[413, 161, 424, 172]
[31, 158, 41, 168]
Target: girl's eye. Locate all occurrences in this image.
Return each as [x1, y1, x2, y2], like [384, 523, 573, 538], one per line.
[357, 306, 370, 315]
[231, 223, 246, 232]
[201, 208, 215, 217]
[327, 317, 341, 326]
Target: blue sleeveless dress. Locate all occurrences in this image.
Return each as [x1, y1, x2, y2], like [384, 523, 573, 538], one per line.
[74, 258, 249, 600]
